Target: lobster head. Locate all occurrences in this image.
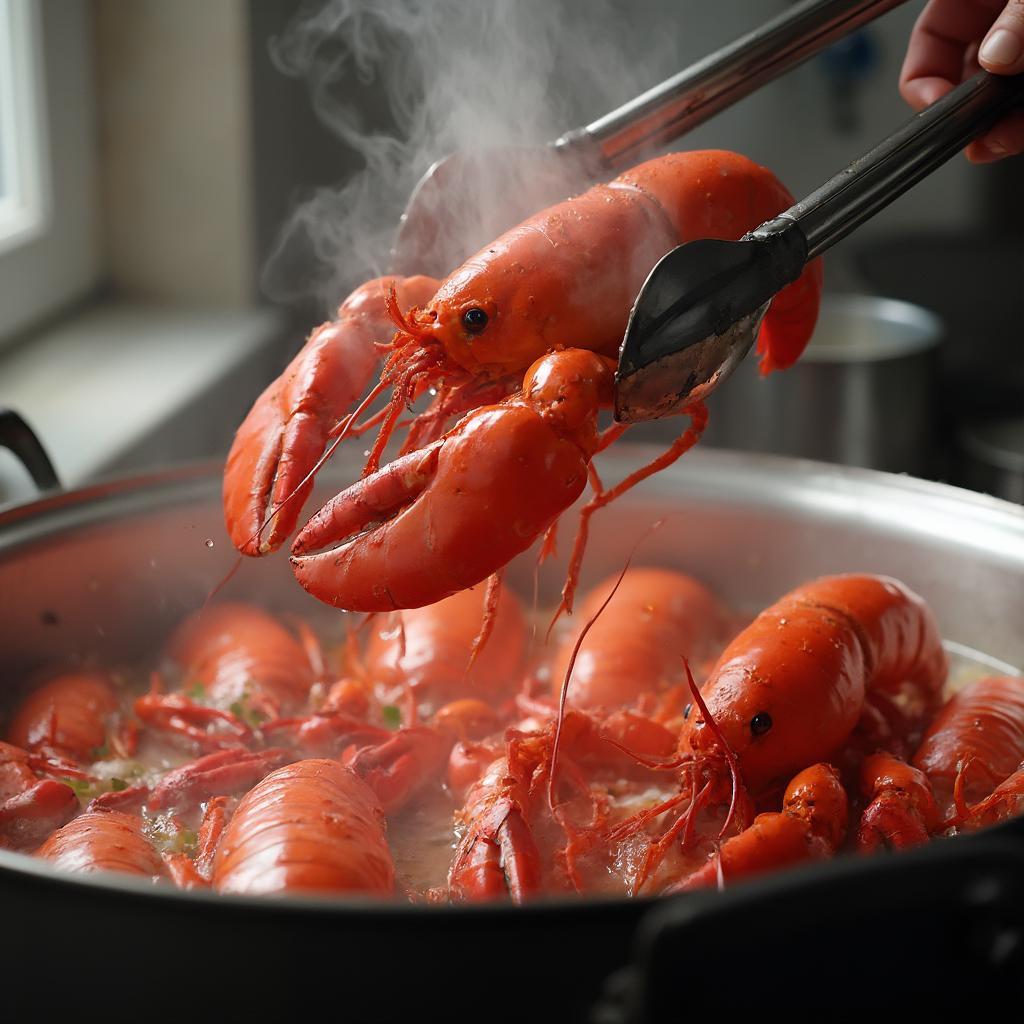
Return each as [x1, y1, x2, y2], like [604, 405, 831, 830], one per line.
[679, 606, 868, 796]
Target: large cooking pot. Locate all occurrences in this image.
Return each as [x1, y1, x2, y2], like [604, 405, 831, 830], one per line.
[2, 449, 1023, 1016]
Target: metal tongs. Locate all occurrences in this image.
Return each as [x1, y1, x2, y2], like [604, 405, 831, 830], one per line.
[615, 69, 1024, 422]
[391, 0, 910, 277]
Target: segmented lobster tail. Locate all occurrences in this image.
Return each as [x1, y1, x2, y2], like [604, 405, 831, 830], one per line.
[617, 150, 822, 374]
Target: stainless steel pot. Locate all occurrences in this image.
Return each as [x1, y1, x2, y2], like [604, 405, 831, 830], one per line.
[1, 448, 1022, 1016]
[958, 414, 1024, 504]
[1, 446, 1018, 678]
[631, 294, 944, 476]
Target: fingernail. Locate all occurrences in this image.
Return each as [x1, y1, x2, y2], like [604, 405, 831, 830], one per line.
[980, 28, 1022, 67]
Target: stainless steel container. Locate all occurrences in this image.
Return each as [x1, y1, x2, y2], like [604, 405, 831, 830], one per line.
[632, 294, 943, 475]
[958, 414, 1024, 504]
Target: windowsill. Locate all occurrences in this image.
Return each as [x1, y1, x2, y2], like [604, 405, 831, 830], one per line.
[0, 298, 289, 506]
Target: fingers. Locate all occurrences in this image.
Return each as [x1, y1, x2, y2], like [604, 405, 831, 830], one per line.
[901, 0, 1006, 108]
[901, 1, 1024, 163]
[901, 75, 955, 109]
[966, 107, 1024, 160]
[979, 0, 1024, 71]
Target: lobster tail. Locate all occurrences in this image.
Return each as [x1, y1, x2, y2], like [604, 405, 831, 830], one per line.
[616, 150, 822, 375]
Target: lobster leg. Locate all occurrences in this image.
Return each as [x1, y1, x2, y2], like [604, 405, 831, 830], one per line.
[665, 763, 848, 893]
[466, 572, 504, 673]
[195, 796, 230, 877]
[856, 753, 940, 852]
[553, 402, 708, 621]
[164, 796, 232, 889]
[342, 726, 452, 814]
[448, 793, 543, 903]
[147, 747, 297, 813]
[952, 762, 1024, 832]
[134, 687, 253, 752]
[261, 711, 393, 758]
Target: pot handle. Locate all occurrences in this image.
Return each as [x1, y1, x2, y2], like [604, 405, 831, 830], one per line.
[594, 836, 1024, 1021]
[0, 409, 61, 493]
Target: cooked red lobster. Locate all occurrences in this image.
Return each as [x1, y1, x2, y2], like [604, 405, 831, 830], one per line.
[5, 570, 1021, 903]
[212, 759, 395, 897]
[223, 150, 823, 617]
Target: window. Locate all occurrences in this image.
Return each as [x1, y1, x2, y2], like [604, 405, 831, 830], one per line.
[0, 0, 99, 346]
[0, 0, 48, 257]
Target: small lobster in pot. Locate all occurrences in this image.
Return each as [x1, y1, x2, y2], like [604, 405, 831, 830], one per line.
[224, 150, 823, 618]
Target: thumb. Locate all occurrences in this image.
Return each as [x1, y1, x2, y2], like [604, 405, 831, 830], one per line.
[979, 2, 1024, 74]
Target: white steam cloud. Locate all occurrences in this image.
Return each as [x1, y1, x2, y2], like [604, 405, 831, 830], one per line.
[262, 0, 685, 314]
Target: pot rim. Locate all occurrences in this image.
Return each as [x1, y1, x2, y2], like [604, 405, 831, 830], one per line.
[3, 448, 1021, 562]
[803, 293, 943, 364]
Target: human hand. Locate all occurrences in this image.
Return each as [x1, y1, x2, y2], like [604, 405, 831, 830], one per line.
[902, 0, 1024, 162]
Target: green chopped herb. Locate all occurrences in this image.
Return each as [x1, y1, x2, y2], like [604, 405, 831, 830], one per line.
[110, 777, 128, 792]
[381, 705, 401, 730]
[185, 681, 207, 701]
[170, 828, 198, 855]
[63, 777, 95, 799]
[90, 743, 110, 760]
[229, 695, 267, 728]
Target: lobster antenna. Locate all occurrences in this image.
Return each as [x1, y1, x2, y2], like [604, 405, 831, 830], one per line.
[546, 519, 665, 812]
[201, 553, 246, 615]
[548, 518, 677, 811]
[682, 658, 743, 840]
[531, 522, 559, 652]
[547, 555, 633, 815]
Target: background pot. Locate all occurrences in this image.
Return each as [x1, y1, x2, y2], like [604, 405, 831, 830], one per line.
[958, 414, 1024, 504]
[632, 294, 943, 476]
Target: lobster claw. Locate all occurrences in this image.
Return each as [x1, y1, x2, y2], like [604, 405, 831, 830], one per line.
[224, 318, 381, 556]
[223, 274, 439, 556]
[290, 404, 589, 612]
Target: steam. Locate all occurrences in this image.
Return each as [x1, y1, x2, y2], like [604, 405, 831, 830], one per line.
[263, 0, 682, 313]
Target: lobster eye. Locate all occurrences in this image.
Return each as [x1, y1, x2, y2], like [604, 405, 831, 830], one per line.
[682, 703, 692, 720]
[461, 307, 489, 335]
[750, 711, 773, 737]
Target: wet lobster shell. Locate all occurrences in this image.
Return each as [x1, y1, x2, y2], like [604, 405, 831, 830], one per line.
[0, 450, 1022, 1016]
